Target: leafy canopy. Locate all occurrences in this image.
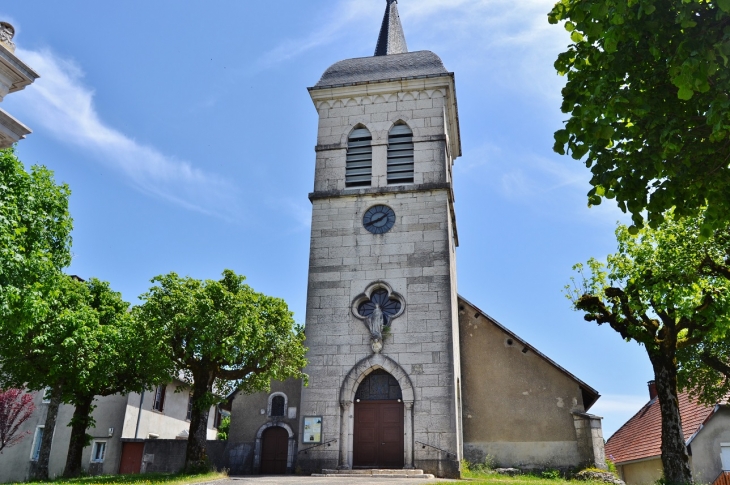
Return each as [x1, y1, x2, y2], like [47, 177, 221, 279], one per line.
[566, 212, 730, 403]
[549, 0, 730, 232]
[0, 147, 72, 327]
[137, 269, 308, 408]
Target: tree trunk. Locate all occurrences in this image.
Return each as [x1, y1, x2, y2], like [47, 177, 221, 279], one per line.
[63, 397, 93, 478]
[649, 352, 692, 485]
[185, 373, 214, 471]
[33, 384, 62, 480]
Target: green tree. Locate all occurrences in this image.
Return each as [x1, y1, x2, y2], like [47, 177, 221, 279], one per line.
[136, 270, 307, 471]
[0, 147, 72, 479]
[549, 0, 730, 232]
[61, 278, 169, 477]
[0, 276, 168, 478]
[566, 212, 730, 485]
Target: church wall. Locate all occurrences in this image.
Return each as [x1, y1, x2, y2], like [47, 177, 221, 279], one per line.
[299, 80, 461, 477]
[226, 379, 301, 475]
[458, 300, 588, 469]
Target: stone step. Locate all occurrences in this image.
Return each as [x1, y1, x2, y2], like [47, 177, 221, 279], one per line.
[314, 469, 435, 479]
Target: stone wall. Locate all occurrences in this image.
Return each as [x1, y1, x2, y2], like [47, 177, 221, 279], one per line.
[298, 77, 462, 477]
[459, 298, 603, 470]
[225, 379, 302, 475]
[140, 440, 227, 473]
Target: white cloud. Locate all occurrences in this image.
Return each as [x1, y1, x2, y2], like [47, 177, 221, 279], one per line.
[255, 0, 381, 70]
[9, 48, 238, 218]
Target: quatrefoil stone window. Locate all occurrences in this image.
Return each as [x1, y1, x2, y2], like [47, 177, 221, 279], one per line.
[352, 283, 405, 353]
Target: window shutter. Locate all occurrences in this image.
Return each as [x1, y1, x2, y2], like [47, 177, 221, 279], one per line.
[387, 124, 414, 184]
[346, 128, 373, 187]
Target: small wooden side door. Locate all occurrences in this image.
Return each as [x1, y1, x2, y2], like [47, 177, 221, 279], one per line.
[260, 427, 289, 474]
[118, 442, 144, 474]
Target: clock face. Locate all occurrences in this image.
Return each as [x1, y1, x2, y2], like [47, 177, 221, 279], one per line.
[363, 205, 396, 234]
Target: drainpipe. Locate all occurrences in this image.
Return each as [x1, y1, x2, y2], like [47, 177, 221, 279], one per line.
[134, 390, 145, 439]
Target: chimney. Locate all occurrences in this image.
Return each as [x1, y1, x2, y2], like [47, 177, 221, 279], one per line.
[648, 380, 658, 400]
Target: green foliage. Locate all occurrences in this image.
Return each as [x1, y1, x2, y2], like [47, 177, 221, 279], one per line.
[462, 456, 498, 478]
[605, 459, 618, 475]
[137, 269, 308, 466]
[549, 0, 730, 231]
[565, 211, 730, 404]
[541, 470, 562, 480]
[10, 471, 227, 485]
[0, 147, 72, 331]
[216, 416, 230, 441]
[566, 211, 730, 483]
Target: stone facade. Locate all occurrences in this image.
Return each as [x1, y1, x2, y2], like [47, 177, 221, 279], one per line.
[226, 379, 302, 475]
[224, 3, 604, 478]
[297, 73, 463, 478]
[0, 21, 38, 147]
[459, 297, 603, 470]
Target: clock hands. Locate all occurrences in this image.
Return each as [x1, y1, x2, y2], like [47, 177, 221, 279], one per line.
[364, 213, 388, 227]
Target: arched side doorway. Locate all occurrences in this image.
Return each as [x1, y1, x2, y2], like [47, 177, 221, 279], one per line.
[253, 422, 296, 475]
[353, 370, 404, 468]
[340, 353, 415, 470]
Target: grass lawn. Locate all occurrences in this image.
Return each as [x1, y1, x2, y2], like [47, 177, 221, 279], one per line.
[9, 472, 227, 485]
[436, 471, 609, 485]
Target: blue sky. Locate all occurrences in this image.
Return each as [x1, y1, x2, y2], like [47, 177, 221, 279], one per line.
[2, 0, 652, 439]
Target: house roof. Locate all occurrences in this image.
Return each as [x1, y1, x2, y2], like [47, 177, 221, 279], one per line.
[605, 392, 718, 464]
[458, 295, 601, 411]
[311, 50, 450, 90]
[375, 0, 408, 56]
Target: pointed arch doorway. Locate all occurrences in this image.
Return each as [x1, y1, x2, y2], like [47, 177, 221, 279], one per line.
[353, 370, 404, 469]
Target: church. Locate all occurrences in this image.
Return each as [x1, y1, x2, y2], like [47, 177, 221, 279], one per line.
[226, 0, 606, 478]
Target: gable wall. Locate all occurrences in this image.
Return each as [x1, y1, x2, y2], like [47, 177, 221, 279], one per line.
[225, 379, 302, 475]
[690, 407, 730, 484]
[458, 299, 588, 469]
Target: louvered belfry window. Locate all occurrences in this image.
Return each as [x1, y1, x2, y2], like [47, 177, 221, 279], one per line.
[387, 124, 414, 184]
[346, 128, 373, 187]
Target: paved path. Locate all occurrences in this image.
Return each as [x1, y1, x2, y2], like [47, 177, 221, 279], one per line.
[225, 477, 460, 484]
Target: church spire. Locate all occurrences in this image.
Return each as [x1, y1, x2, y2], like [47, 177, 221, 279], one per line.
[374, 0, 408, 56]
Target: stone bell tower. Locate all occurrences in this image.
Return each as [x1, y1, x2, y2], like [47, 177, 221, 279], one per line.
[298, 0, 463, 477]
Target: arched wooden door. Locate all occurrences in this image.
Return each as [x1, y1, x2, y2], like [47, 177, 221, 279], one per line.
[353, 370, 405, 469]
[260, 426, 288, 474]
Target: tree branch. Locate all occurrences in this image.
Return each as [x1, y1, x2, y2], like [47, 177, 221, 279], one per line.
[700, 351, 730, 379]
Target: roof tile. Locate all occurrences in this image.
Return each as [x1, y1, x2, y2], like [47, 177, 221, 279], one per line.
[605, 392, 716, 464]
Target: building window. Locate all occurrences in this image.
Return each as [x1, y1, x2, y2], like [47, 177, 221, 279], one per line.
[271, 396, 285, 417]
[30, 426, 44, 461]
[41, 387, 51, 404]
[187, 394, 193, 421]
[91, 441, 106, 463]
[153, 385, 166, 412]
[214, 406, 222, 429]
[267, 392, 288, 417]
[387, 123, 414, 184]
[346, 127, 373, 187]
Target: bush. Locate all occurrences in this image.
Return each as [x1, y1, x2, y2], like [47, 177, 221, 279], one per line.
[541, 469, 562, 480]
